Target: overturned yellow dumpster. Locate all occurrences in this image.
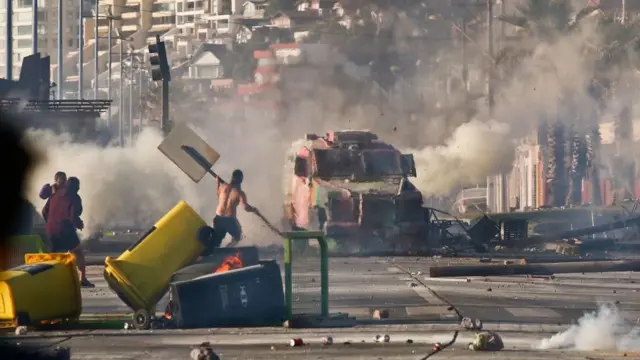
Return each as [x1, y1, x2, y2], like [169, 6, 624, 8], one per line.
[103, 200, 210, 329]
[0, 253, 81, 328]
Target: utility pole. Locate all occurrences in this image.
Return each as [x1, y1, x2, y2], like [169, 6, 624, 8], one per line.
[32, 0, 38, 55]
[57, 0, 63, 98]
[6, 0, 12, 80]
[147, 35, 171, 135]
[94, 0, 99, 99]
[79, 0, 84, 99]
[461, 16, 469, 120]
[486, 0, 494, 116]
[119, 38, 124, 147]
[107, 16, 112, 125]
[500, 0, 506, 50]
[128, 50, 134, 144]
[622, 0, 626, 24]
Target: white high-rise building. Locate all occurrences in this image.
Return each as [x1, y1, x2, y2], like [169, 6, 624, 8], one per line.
[0, 0, 80, 80]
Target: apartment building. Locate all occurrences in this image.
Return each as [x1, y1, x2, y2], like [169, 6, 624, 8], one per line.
[0, 0, 80, 79]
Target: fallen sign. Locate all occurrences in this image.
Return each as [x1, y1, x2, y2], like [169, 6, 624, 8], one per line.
[427, 259, 640, 278]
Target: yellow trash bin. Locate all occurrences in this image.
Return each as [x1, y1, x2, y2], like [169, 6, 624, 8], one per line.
[103, 200, 209, 329]
[1, 235, 46, 271]
[0, 253, 81, 328]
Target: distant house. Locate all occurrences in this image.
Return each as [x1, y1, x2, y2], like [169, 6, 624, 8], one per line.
[295, 0, 337, 15]
[270, 11, 322, 29]
[184, 44, 230, 80]
[242, 0, 268, 18]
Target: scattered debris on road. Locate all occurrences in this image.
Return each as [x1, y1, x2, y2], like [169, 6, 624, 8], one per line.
[372, 309, 390, 320]
[190, 342, 218, 360]
[467, 331, 504, 351]
[289, 338, 304, 347]
[461, 317, 483, 330]
[322, 336, 333, 345]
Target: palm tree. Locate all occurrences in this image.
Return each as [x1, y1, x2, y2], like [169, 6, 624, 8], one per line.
[585, 125, 602, 205]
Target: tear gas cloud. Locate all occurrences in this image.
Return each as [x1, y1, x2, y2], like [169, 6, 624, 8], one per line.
[538, 303, 640, 351]
[22, 5, 639, 237]
[409, 15, 609, 197]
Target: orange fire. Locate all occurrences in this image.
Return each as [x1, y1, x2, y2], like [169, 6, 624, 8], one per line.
[214, 254, 244, 273]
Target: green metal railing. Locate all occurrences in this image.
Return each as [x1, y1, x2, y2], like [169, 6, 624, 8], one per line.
[283, 231, 329, 320]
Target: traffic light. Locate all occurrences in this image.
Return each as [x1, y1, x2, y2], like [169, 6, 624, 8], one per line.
[148, 36, 171, 82]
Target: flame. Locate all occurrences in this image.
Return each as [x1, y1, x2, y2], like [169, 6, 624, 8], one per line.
[214, 253, 244, 273]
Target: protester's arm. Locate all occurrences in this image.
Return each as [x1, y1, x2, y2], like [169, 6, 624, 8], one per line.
[39, 184, 52, 200]
[240, 191, 256, 213]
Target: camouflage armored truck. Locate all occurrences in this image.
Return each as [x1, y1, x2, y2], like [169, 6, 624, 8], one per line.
[282, 130, 428, 254]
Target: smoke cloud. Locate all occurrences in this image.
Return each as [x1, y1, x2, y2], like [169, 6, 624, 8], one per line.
[538, 303, 640, 351]
[408, 119, 513, 196]
[22, 4, 640, 240]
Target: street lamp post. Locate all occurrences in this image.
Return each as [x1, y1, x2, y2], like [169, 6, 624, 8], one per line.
[79, 0, 84, 99]
[107, 17, 113, 125]
[128, 50, 134, 145]
[32, 0, 38, 55]
[94, 0, 99, 99]
[119, 38, 124, 147]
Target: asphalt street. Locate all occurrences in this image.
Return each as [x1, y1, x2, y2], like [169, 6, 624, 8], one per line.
[6, 250, 640, 359]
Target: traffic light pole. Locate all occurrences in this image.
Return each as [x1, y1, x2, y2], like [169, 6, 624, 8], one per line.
[148, 34, 171, 136]
[162, 78, 169, 135]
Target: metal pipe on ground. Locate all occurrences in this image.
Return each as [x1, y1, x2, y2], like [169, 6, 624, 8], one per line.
[427, 260, 640, 278]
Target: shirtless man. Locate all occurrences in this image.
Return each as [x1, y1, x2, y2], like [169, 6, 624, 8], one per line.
[213, 169, 256, 247]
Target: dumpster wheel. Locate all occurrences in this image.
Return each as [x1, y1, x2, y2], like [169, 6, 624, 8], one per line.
[133, 309, 151, 330]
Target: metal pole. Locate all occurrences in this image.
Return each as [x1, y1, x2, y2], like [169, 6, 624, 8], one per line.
[128, 51, 133, 145]
[162, 78, 169, 135]
[57, 0, 63, 98]
[119, 39, 124, 147]
[94, 0, 99, 99]
[32, 0, 38, 54]
[107, 18, 112, 126]
[79, 0, 84, 99]
[499, 0, 506, 50]
[461, 17, 468, 120]
[622, 0, 626, 24]
[6, 0, 13, 80]
[486, 0, 494, 116]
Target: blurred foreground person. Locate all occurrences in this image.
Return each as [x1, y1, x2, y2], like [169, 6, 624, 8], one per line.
[0, 110, 70, 359]
[213, 169, 256, 248]
[43, 176, 93, 287]
[39, 171, 67, 200]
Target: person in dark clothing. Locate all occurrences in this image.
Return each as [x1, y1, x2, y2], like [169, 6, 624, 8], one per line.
[39, 171, 67, 200]
[43, 176, 93, 288]
[11, 197, 36, 236]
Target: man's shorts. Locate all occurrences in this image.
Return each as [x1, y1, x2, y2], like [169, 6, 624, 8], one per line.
[212, 216, 242, 247]
[48, 230, 81, 253]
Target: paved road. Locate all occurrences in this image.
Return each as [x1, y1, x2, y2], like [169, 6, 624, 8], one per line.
[392, 257, 640, 324]
[82, 255, 457, 323]
[9, 253, 640, 359]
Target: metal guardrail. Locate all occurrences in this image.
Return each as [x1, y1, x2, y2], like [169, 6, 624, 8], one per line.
[283, 231, 329, 320]
[0, 99, 112, 113]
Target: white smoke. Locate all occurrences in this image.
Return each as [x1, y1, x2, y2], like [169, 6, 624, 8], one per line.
[407, 119, 514, 196]
[538, 303, 640, 351]
[24, 125, 285, 246]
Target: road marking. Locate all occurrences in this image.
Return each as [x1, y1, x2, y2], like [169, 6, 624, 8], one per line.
[386, 266, 403, 273]
[505, 307, 562, 318]
[411, 286, 447, 305]
[405, 306, 455, 317]
[332, 307, 371, 318]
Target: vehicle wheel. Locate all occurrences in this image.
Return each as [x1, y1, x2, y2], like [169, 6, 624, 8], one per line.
[15, 312, 31, 327]
[133, 309, 151, 330]
[197, 226, 216, 247]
